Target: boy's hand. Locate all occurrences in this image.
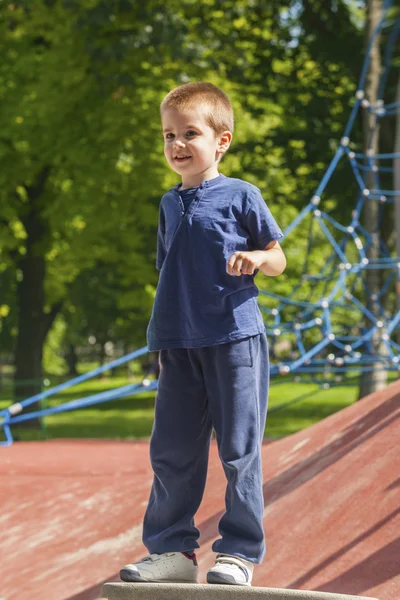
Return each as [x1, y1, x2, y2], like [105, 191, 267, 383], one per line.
[227, 251, 266, 276]
[227, 241, 286, 277]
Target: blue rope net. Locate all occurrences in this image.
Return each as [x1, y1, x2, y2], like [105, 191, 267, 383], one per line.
[1, 2, 399, 445]
[262, 2, 400, 382]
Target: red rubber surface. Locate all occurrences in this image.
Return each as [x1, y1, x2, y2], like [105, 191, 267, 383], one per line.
[1, 381, 399, 600]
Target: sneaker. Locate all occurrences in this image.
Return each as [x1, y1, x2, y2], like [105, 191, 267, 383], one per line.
[207, 553, 254, 586]
[120, 551, 198, 583]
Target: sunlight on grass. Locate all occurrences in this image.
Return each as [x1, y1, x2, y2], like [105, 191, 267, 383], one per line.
[266, 382, 357, 437]
[0, 375, 361, 442]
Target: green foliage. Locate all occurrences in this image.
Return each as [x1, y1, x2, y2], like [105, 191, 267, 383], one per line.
[43, 314, 67, 375]
[0, 0, 377, 374]
[0, 0, 192, 358]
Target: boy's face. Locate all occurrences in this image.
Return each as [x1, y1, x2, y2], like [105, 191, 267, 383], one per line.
[161, 104, 230, 187]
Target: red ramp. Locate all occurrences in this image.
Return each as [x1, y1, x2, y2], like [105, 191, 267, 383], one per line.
[1, 381, 399, 600]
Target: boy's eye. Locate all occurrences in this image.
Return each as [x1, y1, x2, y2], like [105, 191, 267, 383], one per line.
[165, 133, 174, 140]
[186, 130, 198, 137]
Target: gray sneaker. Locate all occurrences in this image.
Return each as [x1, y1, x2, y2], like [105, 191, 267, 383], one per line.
[120, 551, 198, 583]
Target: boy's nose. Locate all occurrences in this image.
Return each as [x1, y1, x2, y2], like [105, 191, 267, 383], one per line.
[173, 139, 185, 148]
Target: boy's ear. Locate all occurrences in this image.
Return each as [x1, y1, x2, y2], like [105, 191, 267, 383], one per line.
[218, 130, 232, 154]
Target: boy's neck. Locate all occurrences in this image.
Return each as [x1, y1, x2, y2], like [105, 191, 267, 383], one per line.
[181, 168, 220, 190]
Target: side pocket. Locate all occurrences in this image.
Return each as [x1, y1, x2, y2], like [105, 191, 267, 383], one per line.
[225, 336, 253, 368]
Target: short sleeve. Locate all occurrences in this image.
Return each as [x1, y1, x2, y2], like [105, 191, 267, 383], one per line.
[245, 189, 283, 250]
[156, 208, 166, 271]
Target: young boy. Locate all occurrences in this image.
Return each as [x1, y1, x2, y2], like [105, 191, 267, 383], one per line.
[120, 82, 286, 587]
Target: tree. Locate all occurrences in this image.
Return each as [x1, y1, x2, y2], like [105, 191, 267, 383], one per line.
[395, 75, 400, 326]
[357, 0, 400, 398]
[0, 0, 191, 422]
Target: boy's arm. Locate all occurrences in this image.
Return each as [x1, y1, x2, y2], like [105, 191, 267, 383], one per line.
[227, 240, 286, 277]
[257, 240, 286, 276]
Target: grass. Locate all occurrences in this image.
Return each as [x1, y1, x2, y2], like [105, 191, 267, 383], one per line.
[0, 372, 361, 443]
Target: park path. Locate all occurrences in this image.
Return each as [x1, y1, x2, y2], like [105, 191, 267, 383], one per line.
[1, 381, 399, 600]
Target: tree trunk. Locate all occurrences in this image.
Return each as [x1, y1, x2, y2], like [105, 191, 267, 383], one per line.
[14, 254, 47, 428]
[99, 343, 107, 368]
[13, 167, 58, 429]
[358, 0, 387, 399]
[395, 74, 400, 337]
[66, 343, 79, 377]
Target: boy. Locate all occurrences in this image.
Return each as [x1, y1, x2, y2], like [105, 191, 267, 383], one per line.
[120, 82, 286, 586]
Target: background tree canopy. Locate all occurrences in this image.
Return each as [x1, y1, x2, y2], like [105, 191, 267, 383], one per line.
[0, 0, 397, 413]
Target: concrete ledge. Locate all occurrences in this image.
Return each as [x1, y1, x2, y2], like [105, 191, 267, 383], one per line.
[100, 583, 379, 600]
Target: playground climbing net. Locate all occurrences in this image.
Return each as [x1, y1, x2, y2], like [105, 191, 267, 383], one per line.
[262, 3, 400, 381]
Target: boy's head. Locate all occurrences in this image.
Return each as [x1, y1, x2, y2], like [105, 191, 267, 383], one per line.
[160, 82, 234, 135]
[160, 82, 233, 187]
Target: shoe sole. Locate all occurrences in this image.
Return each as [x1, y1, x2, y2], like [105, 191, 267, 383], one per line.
[120, 569, 197, 584]
[207, 572, 251, 586]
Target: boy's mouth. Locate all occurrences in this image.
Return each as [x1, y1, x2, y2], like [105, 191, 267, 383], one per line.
[174, 155, 191, 163]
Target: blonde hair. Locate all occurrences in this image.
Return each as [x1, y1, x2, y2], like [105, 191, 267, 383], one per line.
[160, 82, 234, 134]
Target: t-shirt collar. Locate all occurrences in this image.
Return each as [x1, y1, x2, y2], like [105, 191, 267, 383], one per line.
[174, 173, 226, 192]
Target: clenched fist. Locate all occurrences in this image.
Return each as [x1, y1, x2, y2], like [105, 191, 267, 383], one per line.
[227, 250, 267, 276]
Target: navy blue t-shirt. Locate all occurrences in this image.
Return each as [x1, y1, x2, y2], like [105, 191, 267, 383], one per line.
[147, 174, 283, 351]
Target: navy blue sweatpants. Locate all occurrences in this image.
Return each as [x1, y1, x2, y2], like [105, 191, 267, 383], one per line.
[142, 333, 269, 564]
